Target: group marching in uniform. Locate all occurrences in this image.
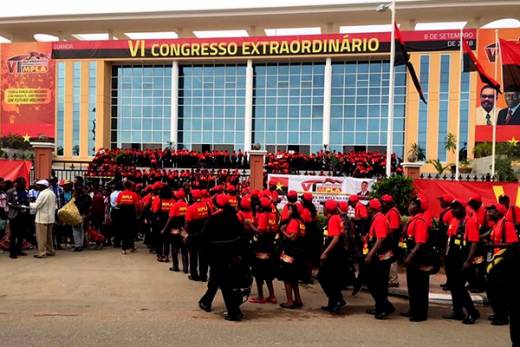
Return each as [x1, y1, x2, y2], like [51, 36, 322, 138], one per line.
[106, 178, 520, 337]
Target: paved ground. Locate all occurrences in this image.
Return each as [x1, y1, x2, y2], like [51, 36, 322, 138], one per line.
[0, 244, 510, 347]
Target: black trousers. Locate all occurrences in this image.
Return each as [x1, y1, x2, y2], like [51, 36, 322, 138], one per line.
[171, 234, 189, 272]
[189, 245, 208, 279]
[110, 209, 121, 247]
[199, 262, 242, 317]
[367, 260, 394, 314]
[120, 208, 136, 251]
[445, 254, 477, 316]
[318, 255, 344, 305]
[487, 266, 510, 320]
[9, 216, 28, 256]
[407, 266, 430, 319]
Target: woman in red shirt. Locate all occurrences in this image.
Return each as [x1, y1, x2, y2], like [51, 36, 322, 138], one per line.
[300, 192, 322, 284]
[279, 204, 305, 309]
[318, 200, 347, 313]
[152, 185, 175, 262]
[248, 197, 278, 304]
[116, 181, 140, 255]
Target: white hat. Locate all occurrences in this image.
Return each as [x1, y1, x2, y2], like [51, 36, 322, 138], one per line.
[36, 179, 49, 187]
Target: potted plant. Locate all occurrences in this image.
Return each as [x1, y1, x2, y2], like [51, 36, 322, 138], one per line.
[459, 160, 472, 174]
[427, 159, 450, 175]
[445, 133, 457, 173]
[407, 143, 425, 162]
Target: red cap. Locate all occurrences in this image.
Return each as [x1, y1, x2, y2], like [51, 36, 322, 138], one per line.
[153, 182, 163, 190]
[260, 197, 271, 208]
[175, 190, 185, 199]
[324, 200, 338, 212]
[438, 194, 454, 204]
[201, 189, 209, 198]
[469, 194, 482, 203]
[226, 184, 236, 193]
[213, 185, 223, 193]
[381, 194, 393, 203]
[417, 194, 429, 210]
[486, 203, 508, 216]
[348, 195, 359, 203]
[240, 197, 251, 209]
[338, 201, 349, 213]
[287, 190, 298, 199]
[251, 189, 260, 197]
[260, 189, 271, 198]
[191, 189, 202, 200]
[215, 193, 230, 207]
[368, 199, 381, 210]
[302, 192, 313, 201]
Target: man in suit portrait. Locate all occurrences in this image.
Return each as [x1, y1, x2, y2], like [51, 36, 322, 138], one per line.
[497, 90, 520, 125]
[475, 85, 497, 126]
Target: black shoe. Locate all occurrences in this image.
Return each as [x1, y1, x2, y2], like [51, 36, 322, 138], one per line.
[491, 317, 509, 326]
[400, 311, 412, 318]
[198, 301, 211, 312]
[328, 300, 346, 313]
[321, 305, 332, 312]
[224, 313, 243, 321]
[410, 316, 427, 322]
[17, 252, 27, 256]
[463, 313, 479, 325]
[199, 277, 208, 282]
[188, 275, 200, 281]
[443, 312, 465, 320]
[9, 254, 17, 259]
[469, 288, 485, 294]
[73, 248, 83, 252]
[375, 311, 390, 320]
[488, 314, 495, 321]
[366, 308, 377, 315]
[183, 269, 189, 274]
[169, 267, 180, 272]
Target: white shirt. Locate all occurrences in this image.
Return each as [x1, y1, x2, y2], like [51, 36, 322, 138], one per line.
[110, 190, 121, 208]
[475, 106, 495, 126]
[30, 188, 56, 224]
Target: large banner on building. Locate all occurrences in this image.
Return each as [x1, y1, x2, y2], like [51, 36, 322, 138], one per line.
[413, 179, 520, 217]
[268, 174, 375, 210]
[0, 42, 55, 139]
[474, 28, 520, 142]
[52, 30, 476, 60]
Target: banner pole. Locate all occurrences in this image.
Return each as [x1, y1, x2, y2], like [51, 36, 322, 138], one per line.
[455, 27, 464, 180]
[491, 29, 499, 178]
[385, 0, 396, 178]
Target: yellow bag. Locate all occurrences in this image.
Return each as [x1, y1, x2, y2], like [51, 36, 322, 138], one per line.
[57, 198, 83, 226]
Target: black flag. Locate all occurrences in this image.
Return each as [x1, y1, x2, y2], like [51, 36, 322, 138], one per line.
[394, 23, 427, 104]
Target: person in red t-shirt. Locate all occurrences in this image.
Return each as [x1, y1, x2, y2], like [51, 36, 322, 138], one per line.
[466, 194, 488, 294]
[437, 194, 454, 291]
[486, 203, 519, 326]
[300, 192, 321, 284]
[152, 185, 174, 263]
[248, 197, 278, 304]
[116, 180, 140, 254]
[280, 190, 299, 224]
[402, 198, 431, 322]
[381, 194, 401, 288]
[237, 196, 255, 233]
[163, 189, 189, 273]
[318, 200, 347, 314]
[499, 194, 520, 228]
[444, 199, 481, 324]
[279, 204, 305, 309]
[365, 199, 395, 320]
[185, 189, 211, 281]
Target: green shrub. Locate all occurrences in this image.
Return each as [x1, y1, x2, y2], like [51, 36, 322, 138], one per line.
[371, 175, 414, 214]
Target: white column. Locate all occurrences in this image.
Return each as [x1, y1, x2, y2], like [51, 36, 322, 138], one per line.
[385, 0, 396, 177]
[322, 57, 332, 148]
[171, 61, 179, 148]
[244, 59, 254, 151]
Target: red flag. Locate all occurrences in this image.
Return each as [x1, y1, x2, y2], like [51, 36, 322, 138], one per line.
[394, 23, 427, 104]
[500, 39, 520, 93]
[462, 40, 501, 92]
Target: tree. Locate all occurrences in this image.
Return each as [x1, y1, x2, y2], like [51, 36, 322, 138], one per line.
[445, 133, 457, 154]
[371, 175, 414, 214]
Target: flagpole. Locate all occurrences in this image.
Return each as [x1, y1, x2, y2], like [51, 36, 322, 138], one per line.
[385, 0, 396, 177]
[491, 29, 499, 178]
[455, 27, 464, 180]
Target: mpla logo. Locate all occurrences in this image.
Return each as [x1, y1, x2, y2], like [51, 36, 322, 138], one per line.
[301, 178, 343, 194]
[7, 52, 49, 74]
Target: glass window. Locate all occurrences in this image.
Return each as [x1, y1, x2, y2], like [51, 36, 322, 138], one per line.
[437, 55, 451, 161]
[111, 64, 172, 149]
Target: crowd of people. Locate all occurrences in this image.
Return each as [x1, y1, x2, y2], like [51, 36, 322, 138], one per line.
[1, 172, 519, 344]
[85, 148, 402, 178]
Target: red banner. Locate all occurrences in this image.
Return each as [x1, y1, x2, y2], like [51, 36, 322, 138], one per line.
[52, 29, 477, 59]
[413, 179, 520, 218]
[475, 125, 520, 142]
[0, 160, 32, 183]
[0, 42, 55, 139]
